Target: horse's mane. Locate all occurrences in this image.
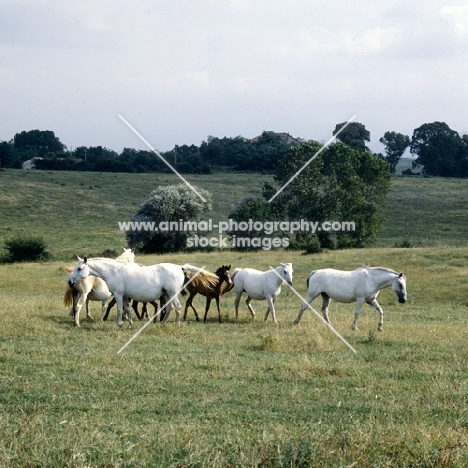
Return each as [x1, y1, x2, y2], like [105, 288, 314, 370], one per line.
[184, 267, 220, 289]
[363, 266, 403, 277]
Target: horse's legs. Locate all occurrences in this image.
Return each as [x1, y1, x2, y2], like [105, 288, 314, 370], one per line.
[131, 300, 143, 321]
[157, 296, 166, 322]
[184, 292, 200, 321]
[100, 299, 108, 319]
[102, 296, 116, 321]
[351, 298, 366, 331]
[160, 298, 174, 324]
[142, 303, 149, 320]
[114, 295, 125, 328]
[212, 296, 223, 324]
[294, 292, 319, 324]
[147, 301, 159, 322]
[234, 291, 243, 319]
[172, 296, 182, 325]
[203, 296, 217, 323]
[85, 297, 94, 320]
[73, 292, 89, 327]
[123, 297, 133, 327]
[367, 299, 384, 331]
[245, 297, 256, 318]
[265, 296, 278, 323]
[321, 293, 331, 323]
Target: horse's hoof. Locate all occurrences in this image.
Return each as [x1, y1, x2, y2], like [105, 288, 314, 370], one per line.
[378, 325, 383, 332]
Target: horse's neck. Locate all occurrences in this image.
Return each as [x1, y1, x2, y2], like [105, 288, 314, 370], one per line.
[370, 268, 397, 289]
[273, 267, 286, 285]
[88, 259, 116, 281]
[215, 274, 226, 289]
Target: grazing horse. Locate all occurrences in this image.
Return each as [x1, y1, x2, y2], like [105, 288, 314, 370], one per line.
[182, 264, 233, 323]
[68, 257, 187, 328]
[232, 263, 293, 323]
[63, 248, 135, 327]
[294, 267, 408, 331]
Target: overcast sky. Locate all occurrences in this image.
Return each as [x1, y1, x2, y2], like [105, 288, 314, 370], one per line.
[1, 0, 467, 154]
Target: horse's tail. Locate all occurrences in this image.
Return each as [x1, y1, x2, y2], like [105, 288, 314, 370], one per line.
[306, 270, 316, 288]
[63, 286, 74, 307]
[231, 268, 242, 279]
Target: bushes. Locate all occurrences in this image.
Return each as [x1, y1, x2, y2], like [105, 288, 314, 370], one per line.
[1, 235, 51, 263]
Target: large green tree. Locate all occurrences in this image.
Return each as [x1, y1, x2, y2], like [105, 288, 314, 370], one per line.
[410, 122, 466, 177]
[333, 122, 370, 152]
[13, 129, 66, 159]
[379, 131, 411, 173]
[126, 184, 212, 253]
[264, 141, 391, 250]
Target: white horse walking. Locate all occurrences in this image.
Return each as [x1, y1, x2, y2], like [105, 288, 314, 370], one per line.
[294, 267, 407, 331]
[68, 257, 186, 328]
[232, 263, 293, 323]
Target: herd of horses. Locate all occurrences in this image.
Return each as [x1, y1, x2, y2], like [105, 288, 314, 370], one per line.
[64, 248, 408, 331]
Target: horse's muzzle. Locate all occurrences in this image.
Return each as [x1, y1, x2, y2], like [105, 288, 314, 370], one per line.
[68, 279, 75, 288]
[399, 297, 407, 304]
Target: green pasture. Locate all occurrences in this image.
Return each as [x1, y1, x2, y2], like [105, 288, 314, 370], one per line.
[1, 168, 468, 259]
[1, 168, 468, 466]
[1, 247, 468, 467]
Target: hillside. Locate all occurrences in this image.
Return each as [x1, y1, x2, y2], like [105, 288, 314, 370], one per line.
[1, 168, 467, 259]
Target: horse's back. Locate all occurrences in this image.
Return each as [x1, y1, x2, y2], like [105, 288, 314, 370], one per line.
[307, 268, 368, 302]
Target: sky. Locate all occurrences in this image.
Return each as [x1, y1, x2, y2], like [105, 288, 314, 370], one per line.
[1, 0, 467, 155]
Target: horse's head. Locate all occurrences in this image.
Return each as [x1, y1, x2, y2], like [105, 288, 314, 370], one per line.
[68, 256, 91, 287]
[217, 265, 232, 285]
[280, 262, 293, 286]
[116, 247, 135, 264]
[392, 272, 407, 303]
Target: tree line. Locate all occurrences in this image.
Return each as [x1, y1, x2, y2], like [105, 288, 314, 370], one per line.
[1, 121, 467, 177]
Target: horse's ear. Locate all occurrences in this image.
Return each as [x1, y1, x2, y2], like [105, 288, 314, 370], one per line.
[227, 265, 231, 270]
[122, 247, 125, 251]
[77, 255, 83, 262]
[131, 248, 135, 253]
[399, 272, 403, 277]
[84, 256, 88, 264]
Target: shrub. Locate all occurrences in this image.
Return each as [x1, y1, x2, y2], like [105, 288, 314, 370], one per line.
[2, 235, 51, 263]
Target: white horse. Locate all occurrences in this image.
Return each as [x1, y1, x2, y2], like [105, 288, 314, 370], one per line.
[294, 267, 407, 331]
[232, 263, 293, 323]
[63, 248, 135, 327]
[68, 257, 186, 328]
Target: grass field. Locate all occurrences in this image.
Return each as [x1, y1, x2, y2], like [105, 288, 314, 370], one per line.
[1, 168, 468, 466]
[1, 247, 468, 467]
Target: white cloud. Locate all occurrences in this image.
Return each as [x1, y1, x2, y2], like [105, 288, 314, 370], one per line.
[440, 4, 468, 38]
